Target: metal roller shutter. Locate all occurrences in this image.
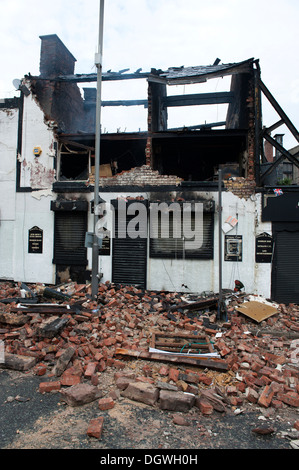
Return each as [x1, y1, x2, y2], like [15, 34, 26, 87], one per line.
[272, 226, 299, 304]
[53, 211, 87, 265]
[112, 213, 147, 289]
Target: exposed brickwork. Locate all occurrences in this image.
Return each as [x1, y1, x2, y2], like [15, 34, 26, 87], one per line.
[224, 177, 256, 199]
[39, 34, 76, 78]
[99, 165, 182, 187]
[145, 137, 152, 166]
[31, 35, 88, 134]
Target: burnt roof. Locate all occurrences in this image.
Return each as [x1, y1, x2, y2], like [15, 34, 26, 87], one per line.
[26, 58, 256, 84]
[155, 58, 255, 85]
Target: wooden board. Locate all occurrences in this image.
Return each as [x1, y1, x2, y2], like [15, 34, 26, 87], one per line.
[115, 348, 228, 371]
[235, 301, 278, 323]
[150, 331, 214, 354]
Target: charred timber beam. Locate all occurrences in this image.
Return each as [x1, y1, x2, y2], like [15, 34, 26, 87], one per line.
[264, 119, 284, 135]
[115, 348, 228, 371]
[254, 65, 262, 186]
[101, 99, 148, 107]
[167, 121, 226, 131]
[163, 92, 234, 108]
[259, 79, 299, 143]
[260, 133, 299, 181]
[27, 72, 150, 83]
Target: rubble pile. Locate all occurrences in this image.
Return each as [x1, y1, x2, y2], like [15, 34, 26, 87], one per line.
[1, 280, 299, 432]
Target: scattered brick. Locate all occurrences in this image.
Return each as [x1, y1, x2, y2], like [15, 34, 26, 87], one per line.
[121, 381, 159, 406]
[98, 397, 115, 410]
[39, 381, 61, 393]
[1, 279, 299, 420]
[277, 391, 299, 407]
[258, 385, 275, 408]
[159, 390, 195, 412]
[87, 417, 104, 439]
[60, 383, 103, 406]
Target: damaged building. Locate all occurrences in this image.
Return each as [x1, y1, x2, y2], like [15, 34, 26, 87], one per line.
[1, 34, 299, 304]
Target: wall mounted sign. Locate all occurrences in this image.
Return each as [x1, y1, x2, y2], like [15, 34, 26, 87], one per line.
[225, 235, 242, 261]
[28, 226, 43, 254]
[255, 232, 273, 263]
[99, 234, 111, 256]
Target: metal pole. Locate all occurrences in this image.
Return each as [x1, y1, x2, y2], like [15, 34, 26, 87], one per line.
[218, 169, 223, 318]
[91, 0, 105, 300]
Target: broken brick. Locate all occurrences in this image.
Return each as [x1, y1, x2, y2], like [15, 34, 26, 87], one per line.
[98, 397, 115, 410]
[277, 391, 299, 407]
[168, 368, 180, 382]
[258, 384, 275, 408]
[159, 390, 195, 412]
[60, 383, 103, 406]
[196, 398, 214, 415]
[87, 417, 104, 439]
[39, 381, 61, 393]
[84, 362, 97, 378]
[121, 381, 159, 406]
[1, 353, 37, 371]
[245, 387, 259, 404]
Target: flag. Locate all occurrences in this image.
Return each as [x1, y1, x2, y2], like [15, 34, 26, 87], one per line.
[273, 188, 283, 196]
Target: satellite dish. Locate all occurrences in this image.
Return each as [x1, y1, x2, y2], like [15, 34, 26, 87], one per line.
[12, 79, 21, 90]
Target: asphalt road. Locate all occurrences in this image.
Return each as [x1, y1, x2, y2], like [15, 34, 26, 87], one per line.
[1, 367, 298, 459]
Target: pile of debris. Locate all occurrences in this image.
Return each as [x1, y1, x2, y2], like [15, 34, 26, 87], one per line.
[1, 280, 299, 437]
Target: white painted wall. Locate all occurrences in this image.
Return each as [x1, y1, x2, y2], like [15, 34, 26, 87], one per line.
[19, 90, 56, 189]
[0, 90, 57, 283]
[0, 91, 272, 295]
[94, 191, 272, 298]
[13, 191, 55, 284]
[0, 106, 18, 279]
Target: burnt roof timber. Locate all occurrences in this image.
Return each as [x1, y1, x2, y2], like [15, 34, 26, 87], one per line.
[151, 129, 247, 139]
[101, 99, 148, 107]
[259, 79, 299, 143]
[167, 121, 226, 131]
[164, 91, 234, 107]
[26, 72, 150, 83]
[260, 133, 299, 182]
[26, 58, 255, 85]
[58, 132, 148, 143]
[156, 58, 255, 85]
[263, 119, 285, 135]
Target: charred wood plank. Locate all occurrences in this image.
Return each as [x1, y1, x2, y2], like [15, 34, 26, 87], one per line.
[164, 92, 234, 108]
[115, 348, 228, 371]
[259, 79, 299, 143]
[168, 297, 218, 312]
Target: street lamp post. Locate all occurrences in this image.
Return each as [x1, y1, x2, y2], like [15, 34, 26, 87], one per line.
[91, 0, 105, 300]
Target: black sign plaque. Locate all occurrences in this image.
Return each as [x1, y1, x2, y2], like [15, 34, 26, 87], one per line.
[28, 226, 43, 254]
[99, 234, 110, 256]
[255, 233, 273, 263]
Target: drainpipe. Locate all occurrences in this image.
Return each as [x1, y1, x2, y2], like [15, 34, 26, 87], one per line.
[92, 0, 105, 300]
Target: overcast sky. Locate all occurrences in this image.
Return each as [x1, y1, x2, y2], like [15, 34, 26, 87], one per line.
[1, 0, 298, 146]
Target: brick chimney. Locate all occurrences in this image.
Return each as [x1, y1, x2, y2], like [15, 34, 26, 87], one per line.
[39, 34, 76, 78]
[33, 34, 84, 133]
